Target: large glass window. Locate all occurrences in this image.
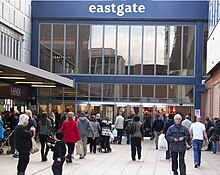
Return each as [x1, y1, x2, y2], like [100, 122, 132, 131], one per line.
[77, 83, 88, 101]
[64, 87, 76, 101]
[116, 84, 127, 101]
[169, 26, 182, 76]
[91, 25, 103, 74]
[118, 26, 129, 75]
[142, 85, 154, 102]
[78, 25, 90, 74]
[143, 26, 155, 75]
[156, 85, 167, 99]
[65, 25, 77, 74]
[104, 26, 116, 75]
[129, 84, 141, 101]
[183, 26, 195, 76]
[130, 26, 142, 75]
[103, 84, 115, 101]
[51, 87, 63, 100]
[40, 24, 51, 71]
[52, 24, 64, 73]
[156, 26, 168, 75]
[90, 83, 101, 101]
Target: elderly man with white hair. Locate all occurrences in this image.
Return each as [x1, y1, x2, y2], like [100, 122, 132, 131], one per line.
[189, 115, 209, 168]
[166, 114, 190, 175]
[14, 114, 36, 175]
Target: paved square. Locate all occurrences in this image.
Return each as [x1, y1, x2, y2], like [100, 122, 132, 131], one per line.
[0, 138, 220, 175]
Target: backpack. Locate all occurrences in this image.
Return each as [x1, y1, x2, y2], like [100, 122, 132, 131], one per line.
[129, 122, 136, 135]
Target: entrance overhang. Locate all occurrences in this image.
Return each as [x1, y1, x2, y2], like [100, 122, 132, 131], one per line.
[0, 56, 74, 88]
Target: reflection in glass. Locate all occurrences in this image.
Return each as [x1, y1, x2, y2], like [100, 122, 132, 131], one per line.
[142, 85, 154, 99]
[116, 84, 127, 101]
[78, 25, 90, 74]
[90, 83, 101, 101]
[169, 26, 182, 76]
[40, 24, 51, 71]
[183, 26, 195, 76]
[104, 26, 116, 74]
[65, 25, 77, 74]
[156, 85, 167, 98]
[103, 84, 115, 101]
[156, 26, 168, 75]
[91, 25, 103, 74]
[169, 85, 180, 99]
[129, 85, 140, 101]
[181, 85, 193, 103]
[64, 87, 76, 100]
[53, 25, 64, 73]
[77, 83, 88, 100]
[130, 26, 142, 75]
[143, 26, 155, 75]
[51, 87, 63, 100]
[118, 26, 128, 75]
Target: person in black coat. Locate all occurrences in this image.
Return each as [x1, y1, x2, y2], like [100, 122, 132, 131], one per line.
[163, 114, 174, 159]
[50, 131, 66, 175]
[166, 114, 190, 175]
[14, 114, 36, 175]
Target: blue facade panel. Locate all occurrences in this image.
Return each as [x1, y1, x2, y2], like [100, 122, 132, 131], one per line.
[32, 0, 208, 21]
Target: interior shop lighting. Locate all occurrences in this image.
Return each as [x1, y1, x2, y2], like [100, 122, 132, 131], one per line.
[0, 76, 26, 80]
[31, 85, 56, 88]
[15, 81, 44, 84]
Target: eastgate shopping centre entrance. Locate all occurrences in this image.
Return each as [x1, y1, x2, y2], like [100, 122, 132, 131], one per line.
[32, 0, 208, 121]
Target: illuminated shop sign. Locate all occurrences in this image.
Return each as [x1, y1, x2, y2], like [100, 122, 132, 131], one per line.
[89, 3, 145, 17]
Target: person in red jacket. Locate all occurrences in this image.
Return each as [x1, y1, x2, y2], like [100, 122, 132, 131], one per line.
[60, 112, 80, 163]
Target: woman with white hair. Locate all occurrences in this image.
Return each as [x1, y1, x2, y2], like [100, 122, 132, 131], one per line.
[14, 114, 36, 175]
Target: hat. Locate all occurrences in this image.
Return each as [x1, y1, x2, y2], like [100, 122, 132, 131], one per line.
[56, 131, 64, 140]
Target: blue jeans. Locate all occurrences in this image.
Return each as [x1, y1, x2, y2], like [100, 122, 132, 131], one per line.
[193, 140, 203, 165]
[212, 142, 216, 154]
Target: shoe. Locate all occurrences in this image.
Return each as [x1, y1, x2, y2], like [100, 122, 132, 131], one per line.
[132, 159, 136, 161]
[138, 156, 141, 160]
[156, 147, 158, 150]
[79, 155, 84, 159]
[165, 157, 170, 160]
[194, 164, 198, 168]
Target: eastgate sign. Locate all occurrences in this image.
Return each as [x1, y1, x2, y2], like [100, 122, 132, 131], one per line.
[89, 3, 145, 17]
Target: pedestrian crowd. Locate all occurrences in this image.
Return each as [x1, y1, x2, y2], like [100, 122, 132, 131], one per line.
[0, 107, 219, 175]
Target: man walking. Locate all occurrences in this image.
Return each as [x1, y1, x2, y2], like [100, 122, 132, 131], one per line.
[77, 111, 94, 159]
[114, 112, 124, 144]
[190, 116, 209, 168]
[152, 114, 164, 149]
[166, 114, 190, 175]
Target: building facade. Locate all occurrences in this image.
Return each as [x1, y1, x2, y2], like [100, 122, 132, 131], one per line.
[204, 0, 220, 119]
[0, 0, 32, 111]
[32, 0, 208, 120]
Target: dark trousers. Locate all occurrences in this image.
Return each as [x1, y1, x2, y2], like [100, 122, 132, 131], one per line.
[52, 158, 65, 175]
[17, 152, 30, 174]
[171, 151, 186, 175]
[131, 137, 142, 160]
[101, 136, 110, 151]
[117, 129, 123, 144]
[165, 141, 171, 159]
[66, 142, 75, 161]
[126, 131, 130, 144]
[88, 137, 97, 153]
[39, 134, 50, 160]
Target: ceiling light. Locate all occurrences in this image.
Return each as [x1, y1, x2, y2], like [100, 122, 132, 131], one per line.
[15, 81, 44, 84]
[0, 70, 3, 73]
[31, 85, 56, 88]
[0, 77, 26, 80]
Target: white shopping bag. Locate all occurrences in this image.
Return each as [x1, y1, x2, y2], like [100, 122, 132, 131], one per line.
[158, 134, 168, 151]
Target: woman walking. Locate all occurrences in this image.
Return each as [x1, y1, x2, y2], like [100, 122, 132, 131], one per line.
[88, 115, 101, 153]
[38, 112, 52, 161]
[60, 112, 80, 163]
[130, 115, 144, 161]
